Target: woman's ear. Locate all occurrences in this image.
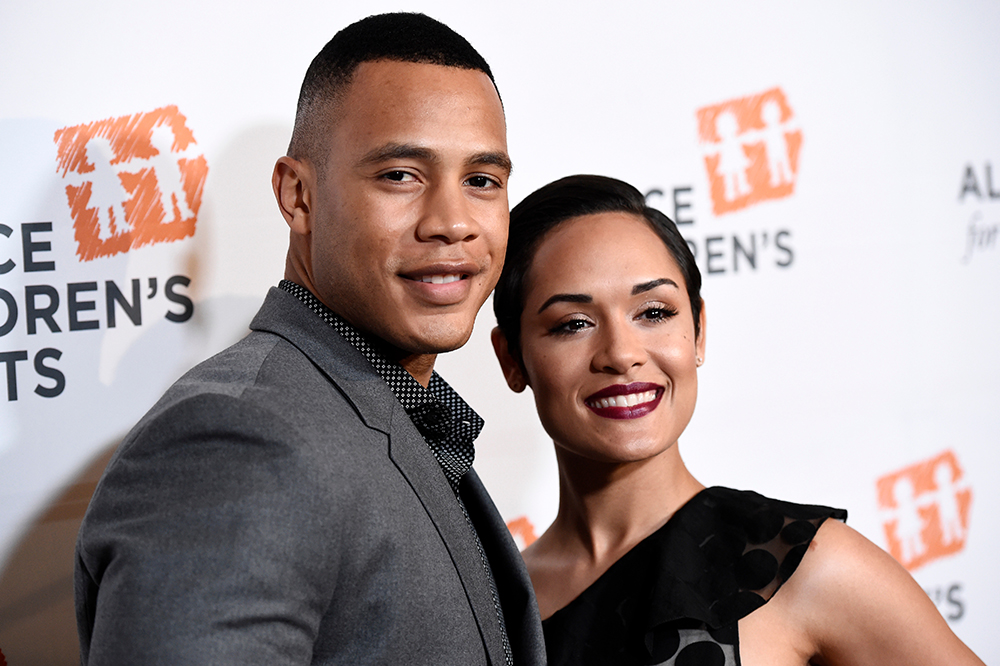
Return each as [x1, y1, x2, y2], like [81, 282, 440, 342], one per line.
[696, 299, 707, 366]
[272, 156, 314, 236]
[491, 327, 528, 393]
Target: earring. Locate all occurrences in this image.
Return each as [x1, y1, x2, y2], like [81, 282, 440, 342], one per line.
[696, 356, 704, 367]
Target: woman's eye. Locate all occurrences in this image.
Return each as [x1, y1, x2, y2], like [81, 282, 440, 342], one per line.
[638, 306, 677, 322]
[550, 318, 591, 335]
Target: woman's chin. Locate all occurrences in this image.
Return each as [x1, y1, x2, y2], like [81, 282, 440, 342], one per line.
[554, 437, 678, 467]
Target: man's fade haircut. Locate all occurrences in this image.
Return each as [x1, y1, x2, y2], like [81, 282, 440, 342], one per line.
[288, 12, 498, 168]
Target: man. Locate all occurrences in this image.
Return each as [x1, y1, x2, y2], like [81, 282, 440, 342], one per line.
[75, 13, 545, 665]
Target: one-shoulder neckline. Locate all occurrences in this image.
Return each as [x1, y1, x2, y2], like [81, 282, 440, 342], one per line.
[542, 486, 715, 619]
[540, 487, 847, 666]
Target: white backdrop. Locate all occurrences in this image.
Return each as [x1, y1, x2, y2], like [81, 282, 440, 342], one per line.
[1, 1, 997, 662]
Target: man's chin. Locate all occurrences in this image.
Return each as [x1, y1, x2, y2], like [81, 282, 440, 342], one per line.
[402, 321, 476, 355]
[410, 332, 474, 356]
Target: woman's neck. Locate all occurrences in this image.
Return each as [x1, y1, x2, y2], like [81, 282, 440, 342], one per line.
[522, 441, 704, 619]
[550, 443, 704, 564]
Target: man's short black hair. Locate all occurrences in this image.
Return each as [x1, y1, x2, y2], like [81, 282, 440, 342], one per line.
[493, 175, 703, 359]
[288, 12, 498, 166]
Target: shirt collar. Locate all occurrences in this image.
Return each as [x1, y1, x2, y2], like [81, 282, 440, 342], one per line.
[278, 280, 483, 490]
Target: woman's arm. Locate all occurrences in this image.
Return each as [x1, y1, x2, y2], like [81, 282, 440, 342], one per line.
[789, 519, 983, 666]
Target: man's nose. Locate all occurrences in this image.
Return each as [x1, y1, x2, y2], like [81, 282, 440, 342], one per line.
[415, 181, 480, 243]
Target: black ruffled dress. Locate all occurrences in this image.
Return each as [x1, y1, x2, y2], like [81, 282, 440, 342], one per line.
[542, 487, 847, 666]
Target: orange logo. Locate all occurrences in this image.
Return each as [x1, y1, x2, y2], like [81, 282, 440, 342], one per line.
[696, 87, 802, 215]
[876, 450, 973, 571]
[53, 105, 208, 261]
[506, 516, 538, 551]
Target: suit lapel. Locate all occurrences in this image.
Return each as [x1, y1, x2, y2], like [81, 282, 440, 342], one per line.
[250, 288, 396, 432]
[463, 471, 547, 666]
[251, 287, 508, 664]
[384, 403, 508, 666]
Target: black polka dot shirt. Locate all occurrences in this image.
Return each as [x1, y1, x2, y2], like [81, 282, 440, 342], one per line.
[279, 280, 482, 494]
[279, 280, 513, 664]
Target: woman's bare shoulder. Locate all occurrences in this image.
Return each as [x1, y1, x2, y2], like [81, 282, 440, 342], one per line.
[773, 519, 984, 665]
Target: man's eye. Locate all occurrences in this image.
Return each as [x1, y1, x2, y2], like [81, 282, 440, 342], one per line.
[466, 175, 499, 188]
[382, 171, 414, 182]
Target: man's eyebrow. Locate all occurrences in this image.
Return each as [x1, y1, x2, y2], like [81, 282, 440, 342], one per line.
[467, 151, 513, 176]
[632, 278, 678, 295]
[356, 143, 437, 167]
[537, 293, 591, 314]
[355, 144, 513, 176]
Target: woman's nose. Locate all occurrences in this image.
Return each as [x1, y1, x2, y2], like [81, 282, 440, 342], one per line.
[591, 319, 647, 375]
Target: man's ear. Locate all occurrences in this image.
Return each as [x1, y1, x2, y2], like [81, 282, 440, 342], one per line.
[272, 156, 314, 236]
[491, 327, 528, 393]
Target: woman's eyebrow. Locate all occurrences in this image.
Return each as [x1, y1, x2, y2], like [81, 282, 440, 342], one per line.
[632, 278, 678, 295]
[537, 279, 678, 313]
[537, 293, 591, 314]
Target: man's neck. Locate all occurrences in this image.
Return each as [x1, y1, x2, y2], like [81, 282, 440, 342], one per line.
[398, 353, 437, 388]
[282, 275, 439, 386]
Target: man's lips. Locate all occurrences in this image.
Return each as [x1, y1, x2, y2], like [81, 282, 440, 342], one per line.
[585, 382, 663, 420]
[415, 274, 464, 284]
[399, 263, 479, 304]
[400, 262, 478, 283]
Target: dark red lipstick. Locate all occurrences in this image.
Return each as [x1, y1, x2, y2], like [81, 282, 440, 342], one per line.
[584, 382, 663, 420]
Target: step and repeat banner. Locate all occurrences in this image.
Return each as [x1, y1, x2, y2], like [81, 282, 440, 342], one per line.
[1, 1, 997, 663]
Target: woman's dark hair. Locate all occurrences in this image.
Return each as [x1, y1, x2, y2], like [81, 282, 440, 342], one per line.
[493, 174, 702, 357]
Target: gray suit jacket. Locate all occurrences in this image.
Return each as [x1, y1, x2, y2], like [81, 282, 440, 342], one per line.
[75, 287, 546, 665]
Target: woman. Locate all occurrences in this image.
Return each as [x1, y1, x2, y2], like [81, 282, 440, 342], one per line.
[491, 175, 983, 666]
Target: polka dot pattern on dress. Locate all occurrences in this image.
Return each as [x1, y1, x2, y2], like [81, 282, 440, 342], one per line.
[541, 487, 846, 666]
